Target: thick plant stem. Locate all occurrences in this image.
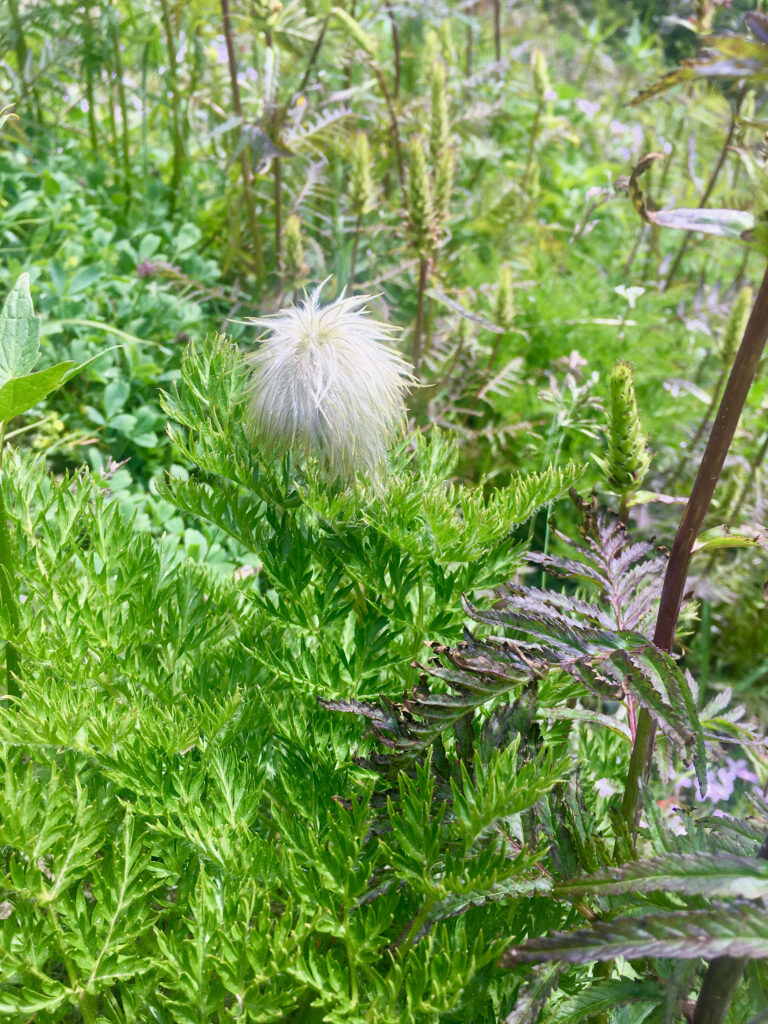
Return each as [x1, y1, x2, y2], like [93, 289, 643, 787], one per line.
[693, 833, 768, 1024]
[220, 0, 265, 281]
[621, 264, 768, 834]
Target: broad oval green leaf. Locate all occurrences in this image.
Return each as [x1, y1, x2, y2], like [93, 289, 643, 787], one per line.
[0, 273, 40, 388]
[0, 361, 74, 421]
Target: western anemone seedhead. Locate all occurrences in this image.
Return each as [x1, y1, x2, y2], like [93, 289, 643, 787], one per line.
[246, 284, 414, 482]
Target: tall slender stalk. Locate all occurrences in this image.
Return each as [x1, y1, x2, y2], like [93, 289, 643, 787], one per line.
[371, 64, 405, 191]
[621, 264, 768, 833]
[273, 156, 282, 283]
[111, 17, 132, 200]
[492, 0, 502, 61]
[521, 99, 544, 210]
[0, 424, 20, 699]
[413, 256, 429, 377]
[349, 212, 362, 293]
[383, 0, 401, 98]
[220, 0, 265, 281]
[7, 0, 27, 75]
[104, 66, 120, 174]
[82, 8, 99, 154]
[159, 0, 185, 212]
[297, 14, 329, 96]
[663, 87, 745, 291]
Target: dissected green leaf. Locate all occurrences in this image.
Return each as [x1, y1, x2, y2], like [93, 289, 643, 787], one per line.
[503, 964, 566, 1024]
[548, 978, 664, 1024]
[556, 853, 768, 900]
[501, 904, 768, 965]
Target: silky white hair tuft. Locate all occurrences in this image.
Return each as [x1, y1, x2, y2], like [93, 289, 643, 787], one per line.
[245, 284, 414, 481]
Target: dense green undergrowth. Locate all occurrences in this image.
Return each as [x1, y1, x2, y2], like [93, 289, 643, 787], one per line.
[1, 1, 768, 1021]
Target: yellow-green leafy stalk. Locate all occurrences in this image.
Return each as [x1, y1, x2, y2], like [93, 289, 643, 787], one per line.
[598, 361, 651, 520]
[246, 284, 414, 482]
[429, 61, 449, 165]
[428, 61, 454, 230]
[349, 132, 374, 291]
[406, 138, 437, 259]
[531, 48, 551, 100]
[282, 214, 308, 286]
[494, 266, 516, 332]
[720, 286, 753, 366]
[406, 138, 437, 375]
[350, 131, 374, 217]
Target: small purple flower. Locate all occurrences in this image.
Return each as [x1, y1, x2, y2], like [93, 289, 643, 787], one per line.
[593, 777, 616, 798]
[676, 757, 758, 805]
[576, 98, 601, 118]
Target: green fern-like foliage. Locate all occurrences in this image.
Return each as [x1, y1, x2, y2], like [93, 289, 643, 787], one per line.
[159, 335, 583, 695]
[0, 338, 585, 1022]
[326, 503, 706, 788]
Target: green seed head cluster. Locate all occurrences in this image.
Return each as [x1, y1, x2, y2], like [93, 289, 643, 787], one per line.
[282, 213, 308, 284]
[531, 48, 551, 100]
[429, 61, 449, 165]
[406, 138, 437, 259]
[350, 131, 374, 217]
[494, 266, 516, 332]
[427, 60, 455, 232]
[331, 6, 377, 58]
[434, 148, 455, 229]
[720, 286, 752, 366]
[601, 360, 651, 495]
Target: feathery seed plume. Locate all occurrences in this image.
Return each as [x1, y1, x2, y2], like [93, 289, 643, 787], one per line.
[246, 284, 414, 482]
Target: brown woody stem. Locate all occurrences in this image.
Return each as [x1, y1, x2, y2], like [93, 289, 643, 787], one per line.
[621, 263, 768, 833]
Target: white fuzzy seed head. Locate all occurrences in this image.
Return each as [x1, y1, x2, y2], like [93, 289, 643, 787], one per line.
[246, 284, 414, 482]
